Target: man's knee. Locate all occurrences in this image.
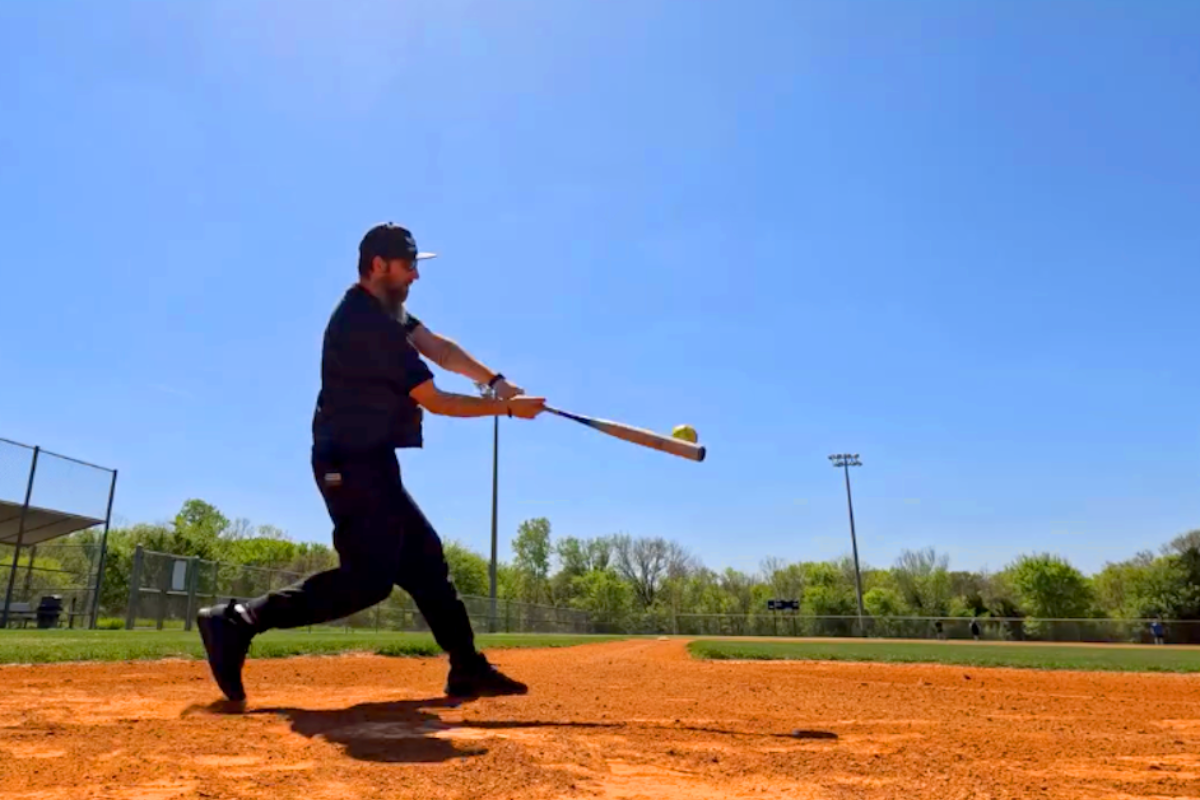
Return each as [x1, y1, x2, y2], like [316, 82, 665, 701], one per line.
[400, 547, 462, 607]
[342, 562, 396, 605]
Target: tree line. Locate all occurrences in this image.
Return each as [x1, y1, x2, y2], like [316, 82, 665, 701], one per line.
[10, 498, 1199, 637]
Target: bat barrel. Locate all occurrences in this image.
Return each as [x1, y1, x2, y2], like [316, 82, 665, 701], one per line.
[543, 406, 706, 462]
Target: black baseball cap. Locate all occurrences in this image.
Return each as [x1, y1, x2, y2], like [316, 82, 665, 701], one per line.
[358, 222, 438, 262]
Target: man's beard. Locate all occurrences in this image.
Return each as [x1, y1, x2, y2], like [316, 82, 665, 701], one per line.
[382, 283, 409, 316]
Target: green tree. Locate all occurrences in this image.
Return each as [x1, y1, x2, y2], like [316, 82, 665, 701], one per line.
[761, 557, 805, 604]
[612, 534, 658, 609]
[287, 542, 338, 576]
[1003, 553, 1093, 618]
[1094, 549, 1200, 621]
[495, 562, 521, 601]
[1093, 559, 1152, 618]
[224, 537, 299, 570]
[891, 547, 953, 616]
[677, 568, 727, 617]
[863, 586, 905, 617]
[550, 535, 615, 606]
[1164, 529, 1200, 556]
[512, 517, 552, 604]
[172, 499, 230, 559]
[719, 568, 756, 615]
[949, 570, 989, 616]
[570, 569, 633, 630]
[800, 562, 856, 616]
[443, 541, 490, 597]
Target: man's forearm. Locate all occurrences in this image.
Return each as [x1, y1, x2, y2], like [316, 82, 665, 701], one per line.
[441, 340, 497, 385]
[421, 390, 508, 418]
[434, 337, 497, 385]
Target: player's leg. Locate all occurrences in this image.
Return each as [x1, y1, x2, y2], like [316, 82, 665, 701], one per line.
[393, 483, 527, 698]
[196, 452, 401, 702]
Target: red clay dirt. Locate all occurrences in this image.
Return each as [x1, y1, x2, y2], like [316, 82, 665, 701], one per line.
[2, 638, 1199, 799]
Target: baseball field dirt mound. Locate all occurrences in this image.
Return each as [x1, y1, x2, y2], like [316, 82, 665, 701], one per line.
[2, 638, 1199, 799]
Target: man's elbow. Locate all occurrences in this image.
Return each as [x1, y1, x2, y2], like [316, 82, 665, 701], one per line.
[410, 380, 450, 415]
[430, 338, 460, 369]
[412, 327, 456, 368]
[411, 380, 473, 417]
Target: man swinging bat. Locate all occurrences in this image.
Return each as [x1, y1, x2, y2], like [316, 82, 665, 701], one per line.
[196, 222, 546, 704]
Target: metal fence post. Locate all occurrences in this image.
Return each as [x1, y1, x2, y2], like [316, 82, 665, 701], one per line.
[183, 556, 200, 632]
[1, 446, 39, 629]
[156, 553, 172, 630]
[89, 468, 118, 629]
[21, 546, 37, 600]
[125, 545, 144, 630]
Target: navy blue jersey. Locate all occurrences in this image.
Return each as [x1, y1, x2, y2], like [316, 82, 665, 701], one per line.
[312, 286, 433, 454]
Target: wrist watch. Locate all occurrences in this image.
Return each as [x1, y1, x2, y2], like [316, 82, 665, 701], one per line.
[488, 373, 511, 416]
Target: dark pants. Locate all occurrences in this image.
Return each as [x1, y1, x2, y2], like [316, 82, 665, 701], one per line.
[245, 448, 477, 664]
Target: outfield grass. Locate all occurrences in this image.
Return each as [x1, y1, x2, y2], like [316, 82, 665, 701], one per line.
[0, 629, 622, 665]
[688, 639, 1200, 673]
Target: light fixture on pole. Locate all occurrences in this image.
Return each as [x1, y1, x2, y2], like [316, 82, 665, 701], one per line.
[828, 453, 866, 635]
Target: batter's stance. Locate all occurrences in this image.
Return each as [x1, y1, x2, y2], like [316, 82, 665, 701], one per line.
[196, 222, 545, 703]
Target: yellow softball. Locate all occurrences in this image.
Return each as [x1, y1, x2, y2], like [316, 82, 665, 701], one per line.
[671, 424, 698, 443]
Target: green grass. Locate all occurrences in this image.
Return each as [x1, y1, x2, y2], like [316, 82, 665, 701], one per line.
[0, 629, 622, 665]
[687, 639, 1200, 673]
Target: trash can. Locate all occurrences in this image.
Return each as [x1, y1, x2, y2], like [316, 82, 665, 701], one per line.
[36, 595, 63, 629]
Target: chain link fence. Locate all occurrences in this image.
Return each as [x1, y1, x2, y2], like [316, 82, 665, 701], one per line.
[0, 542, 106, 628]
[626, 612, 1198, 644]
[113, 548, 1196, 644]
[1, 438, 118, 628]
[118, 546, 592, 634]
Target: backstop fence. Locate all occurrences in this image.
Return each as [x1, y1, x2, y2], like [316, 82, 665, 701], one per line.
[0, 438, 118, 629]
[120, 546, 592, 635]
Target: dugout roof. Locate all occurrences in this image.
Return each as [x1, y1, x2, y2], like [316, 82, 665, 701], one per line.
[0, 499, 103, 546]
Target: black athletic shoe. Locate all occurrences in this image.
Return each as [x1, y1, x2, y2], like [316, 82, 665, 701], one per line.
[445, 654, 528, 698]
[196, 602, 255, 703]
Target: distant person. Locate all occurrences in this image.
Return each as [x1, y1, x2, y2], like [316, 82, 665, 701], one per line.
[195, 223, 545, 704]
[933, 619, 945, 640]
[1151, 618, 1165, 645]
[970, 618, 981, 641]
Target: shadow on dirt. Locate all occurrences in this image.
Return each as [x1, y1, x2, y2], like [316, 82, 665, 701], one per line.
[251, 697, 483, 764]
[459, 718, 838, 740]
[186, 698, 838, 764]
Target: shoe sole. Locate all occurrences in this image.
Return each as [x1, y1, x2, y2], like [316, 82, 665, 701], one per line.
[445, 683, 529, 699]
[196, 613, 247, 703]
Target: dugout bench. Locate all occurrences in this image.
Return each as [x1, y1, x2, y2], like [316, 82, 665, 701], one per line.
[1, 596, 64, 629]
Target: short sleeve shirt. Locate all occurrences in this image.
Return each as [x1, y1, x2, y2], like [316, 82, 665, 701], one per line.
[311, 286, 434, 454]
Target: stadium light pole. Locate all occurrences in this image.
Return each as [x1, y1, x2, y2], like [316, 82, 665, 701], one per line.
[829, 453, 866, 635]
[477, 380, 502, 634]
[488, 414, 500, 633]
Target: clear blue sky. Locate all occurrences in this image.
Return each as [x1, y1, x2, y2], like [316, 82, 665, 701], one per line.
[2, 1, 1197, 577]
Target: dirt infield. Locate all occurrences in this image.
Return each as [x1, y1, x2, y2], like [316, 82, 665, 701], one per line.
[2, 639, 1199, 799]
